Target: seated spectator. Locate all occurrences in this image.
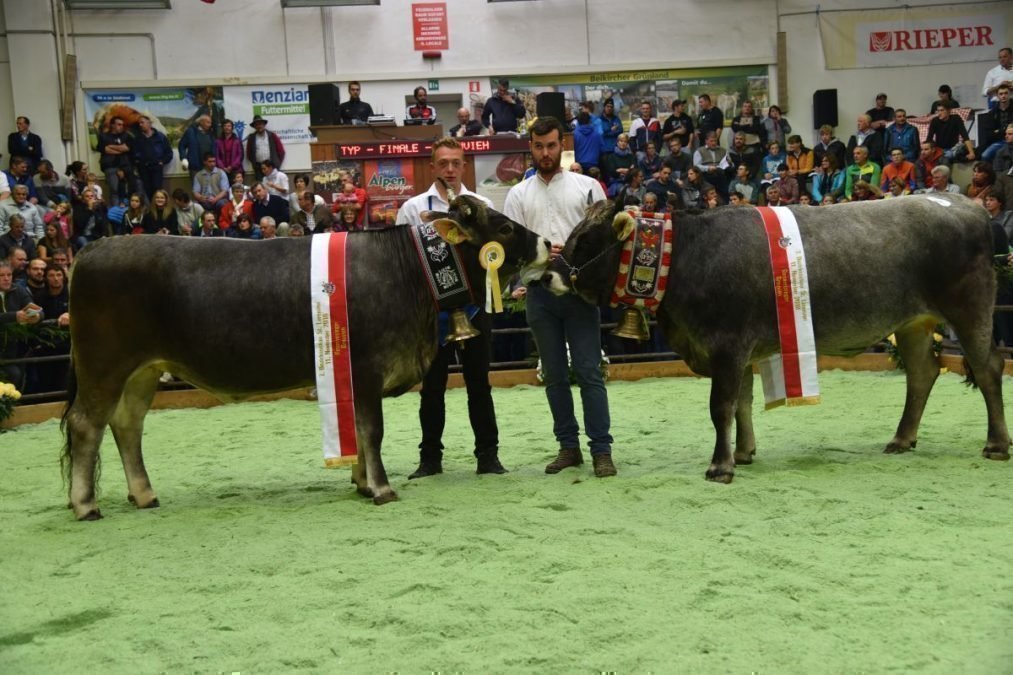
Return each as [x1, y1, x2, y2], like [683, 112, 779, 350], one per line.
[994, 123, 1013, 174]
[141, 189, 179, 235]
[884, 108, 919, 163]
[330, 177, 366, 227]
[622, 167, 647, 206]
[574, 111, 603, 171]
[798, 192, 815, 206]
[883, 177, 911, 198]
[844, 146, 881, 200]
[5, 156, 39, 204]
[915, 140, 944, 189]
[681, 166, 711, 209]
[693, 132, 730, 196]
[85, 172, 104, 204]
[761, 105, 791, 150]
[43, 200, 72, 241]
[642, 192, 660, 213]
[728, 164, 761, 204]
[603, 133, 636, 192]
[0, 213, 36, 261]
[219, 183, 252, 231]
[811, 154, 845, 204]
[71, 187, 110, 249]
[259, 216, 278, 240]
[569, 162, 583, 174]
[731, 100, 765, 152]
[967, 161, 996, 204]
[702, 186, 723, 209]
[227, 212, 262, 239]
[123, 193, 147, 234]
[784, 134, 814, 189]
[288, 223, 305, 237]
[637, 142, 662, 178]
[406, 86, 437, 123]
[726, 132, 760, 181]
[0, 258, 41, 388]
[919, 165, 961, 194]
[192, 153, 229, 215]
[260, 159, 289, 198]
[449, 107, 483, 138]
[196, 210, 223, 238]
[33, 160, 70, 209]
[763, 184, 783, 206]
[776, 163, 799, 204]
[288, 173, 323, 215]
[335, 204, 359, 233]
[1, 185, 43, 238]
[172, 188, 203, 235]
[292, 190, 333, 234]
[820, 194, 836, 206]
[880, 148, 917, 193]
[64, 161, 88, 204]
[18, 257, 46, 301]
[663, 137, 693, 180]
[846, 115, 884, 167]
[759, 140, 786, 187]
[36, 220, 72, 265]
[587, 166, 607, 193]
[813, 124, 847, 171]
[644, 165, 679, 206]
[728, 192, 747, 206]
[30, 262, 70, 394]
[851, 180, 883, 201]
[927, 105, 975, 164]
[929, 84, 959, 114]
[986, 193, 1012, 241]
[982, 87, 1013, 163]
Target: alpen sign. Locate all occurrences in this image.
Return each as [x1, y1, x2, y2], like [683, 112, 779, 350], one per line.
[819, 4, 1009, 70]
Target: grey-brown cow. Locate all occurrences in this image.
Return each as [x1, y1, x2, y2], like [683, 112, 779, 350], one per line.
[546, 194, 1010, 481]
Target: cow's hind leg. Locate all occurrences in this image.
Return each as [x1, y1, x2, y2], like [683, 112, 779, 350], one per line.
[109, 366, 162, 509]
[734, 366, 757, 465]
[885, 324, 940, 454]
[354, 393, 397, 505]
[949, 312, 1010, 460]
[706, 351, 749, 483]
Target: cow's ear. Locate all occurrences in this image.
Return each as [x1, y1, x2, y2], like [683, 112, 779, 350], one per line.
[420, 210, 448, 223]
[612, 211, 636, 241]
[433, 218, 471, 244]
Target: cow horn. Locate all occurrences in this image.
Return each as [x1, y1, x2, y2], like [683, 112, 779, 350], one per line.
[613, 211, 637, 242]
[437, 177, 458, 204]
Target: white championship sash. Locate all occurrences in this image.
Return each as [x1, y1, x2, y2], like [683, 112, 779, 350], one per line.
[310, 233, 359, 467]
[755, 206, 821, 409]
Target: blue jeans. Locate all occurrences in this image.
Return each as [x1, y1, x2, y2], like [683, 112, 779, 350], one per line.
[982, 141, 1005, 163]
[526, 284, 613, 454]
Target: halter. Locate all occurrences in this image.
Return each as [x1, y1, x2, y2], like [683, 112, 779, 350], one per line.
[558, 236, 628, 283]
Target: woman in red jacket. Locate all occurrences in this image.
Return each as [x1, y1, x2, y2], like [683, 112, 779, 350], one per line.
[215, 119, 244, 180]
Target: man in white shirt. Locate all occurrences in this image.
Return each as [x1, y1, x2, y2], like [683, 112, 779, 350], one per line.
[983, 47, 1013, 107]
[503, 117, 616, 478]
[260, 159, 289, 198]
[395, 136, 504, 479]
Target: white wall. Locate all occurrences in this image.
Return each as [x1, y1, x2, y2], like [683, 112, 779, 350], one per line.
[0, 0, 1005, 170]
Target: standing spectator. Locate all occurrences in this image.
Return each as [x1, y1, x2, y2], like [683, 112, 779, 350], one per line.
[449, 107, 483, 138]
[502, 116, 616, 478]
[7, 116, 42, 174]
[846, 115, 884, 167]
[983, 47, 1013, 108]
[730, 100, 765, 152]
[259, 159, 289, 198]
[141, 189, 179, 235]
[481, 79, 526, 134]
[866, 93, 895, 146]
[927, 105, 975, 164]
[171, 188, 203, 235]
[97, 117, 134, 206]
[884, 109, 919, 163]
[291, 190, 333, 234]
[761, 105, 790, 150]
[981, 86, 1013, 163]
[192, 153, 229, 215]
[405, 86, 437, 123]
[71, 187, 110, 249]
[250, 182, 289, 229]
[695, 94, 724, 146]
[599, 97, 624, 156]
[131, 114, 173, 200]
[0, 213, 36, 260]
[880, 148, 917, 193]
[573, 111, 602, 172]
[915, 140, 944, 189]
[338, 81, 374, 125]
[844, 146, 881, 200]
[628, 101, 662, 159]
[813, 124, 847, 171]
[178, 114, 215, 178]
[33, 160, 70, 209]
[661, 99, 693, 152]
[244, 116, 286, 182]
[930, 84, 960, 114]
[215, 119, 245, 180]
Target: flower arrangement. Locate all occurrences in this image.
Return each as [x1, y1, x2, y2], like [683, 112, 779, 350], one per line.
[0, 381, 22, 428]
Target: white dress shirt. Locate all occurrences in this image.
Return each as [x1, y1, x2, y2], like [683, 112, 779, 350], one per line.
[396, 182, 492, 226]
[263, 169, 289, 197]
[983, 63, 1013, 102]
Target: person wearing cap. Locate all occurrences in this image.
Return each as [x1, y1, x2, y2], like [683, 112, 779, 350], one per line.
[599, 97, 623, 156]
[866, 93, 894, 141]
[661, 99, 693, 152]
[178, 114, 215, 179]
[244, 115, 286, 181]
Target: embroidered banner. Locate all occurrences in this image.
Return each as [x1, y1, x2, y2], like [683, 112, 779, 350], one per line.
[610, 211, 673, 314]
[755, 206, 820, 409]
[310, 233, 359, 467]
[409, 221, 474, 311]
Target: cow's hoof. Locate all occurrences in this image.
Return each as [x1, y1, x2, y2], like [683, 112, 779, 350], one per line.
[356, 485, 374, 498]
[884, 439, 915, 454]
[372, 489, 398, 506]
[734, 449, 756, 465]
[705, 467, 735, 484]
[128, 494, 160, 509]
[78, 509, 103, 521]
[982, 446, 1011, 461]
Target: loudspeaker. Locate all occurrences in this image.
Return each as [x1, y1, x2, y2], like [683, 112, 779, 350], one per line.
[308, 83, 341, 126]
[812, 89, 838, 129]
[536, 92, 566, 127]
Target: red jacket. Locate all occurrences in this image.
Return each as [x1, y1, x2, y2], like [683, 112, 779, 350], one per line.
[215, 134, 244, 175]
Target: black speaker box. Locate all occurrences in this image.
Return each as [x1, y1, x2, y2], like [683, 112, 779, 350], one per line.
[536, 92, 567, 127]
[812, 89, 838, 129]
[308, 83, 341, 126]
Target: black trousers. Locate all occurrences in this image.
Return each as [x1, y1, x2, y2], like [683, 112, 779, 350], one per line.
[418, 310, 499, 461]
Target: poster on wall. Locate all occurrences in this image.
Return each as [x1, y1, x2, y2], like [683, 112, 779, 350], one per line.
[363, 159, 415, 228]
[311, 159, 362, 204]
[223, 85, 315, 173]
[83, 86, 224, 171]
[486, 65, 770, 129]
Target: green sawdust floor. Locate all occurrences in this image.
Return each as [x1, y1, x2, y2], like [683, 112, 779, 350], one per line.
[1, 370, 1012, 673]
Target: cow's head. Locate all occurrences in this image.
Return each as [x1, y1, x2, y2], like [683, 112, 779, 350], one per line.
[543, 199, 634, 305]
[425, 182, 551, 278]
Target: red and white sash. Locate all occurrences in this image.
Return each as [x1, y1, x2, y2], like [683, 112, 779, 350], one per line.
[310, 233, 359, 467]
[755, 206, 821, 409]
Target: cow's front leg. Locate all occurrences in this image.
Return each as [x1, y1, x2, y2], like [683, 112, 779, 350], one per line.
[733, 366, 757, 465]
[706, 353, 747, 483]
[353, 393, 397, 505]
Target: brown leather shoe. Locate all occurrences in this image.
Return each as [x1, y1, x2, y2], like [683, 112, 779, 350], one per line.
[545, 448, 583, 474]
[592, 453, 617, 478]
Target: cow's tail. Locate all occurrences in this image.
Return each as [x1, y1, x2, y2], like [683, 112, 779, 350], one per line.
[59, 358, 78, 489]
[962, 357, 979, 389]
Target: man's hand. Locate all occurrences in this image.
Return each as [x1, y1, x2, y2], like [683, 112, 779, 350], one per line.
[58, 312, 70, 327]
[550, 243, 563, 261]
[511, 287, 527, 300]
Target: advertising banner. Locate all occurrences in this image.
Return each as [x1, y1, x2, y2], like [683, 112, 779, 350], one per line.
[364, 159, 414, 228]
[223, 85, 314, 173]
[819, 3, 1009, 69]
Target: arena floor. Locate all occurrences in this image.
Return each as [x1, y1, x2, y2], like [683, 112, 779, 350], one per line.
[2, 370, 1011, 672]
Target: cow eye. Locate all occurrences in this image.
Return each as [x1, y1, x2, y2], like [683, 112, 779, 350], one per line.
[498, 224, 513, 236]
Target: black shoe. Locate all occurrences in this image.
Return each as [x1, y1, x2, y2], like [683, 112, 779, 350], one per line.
[408, 460, 443, 479]
[476, 456, 508, 474]
[545, 448, 583, 474]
